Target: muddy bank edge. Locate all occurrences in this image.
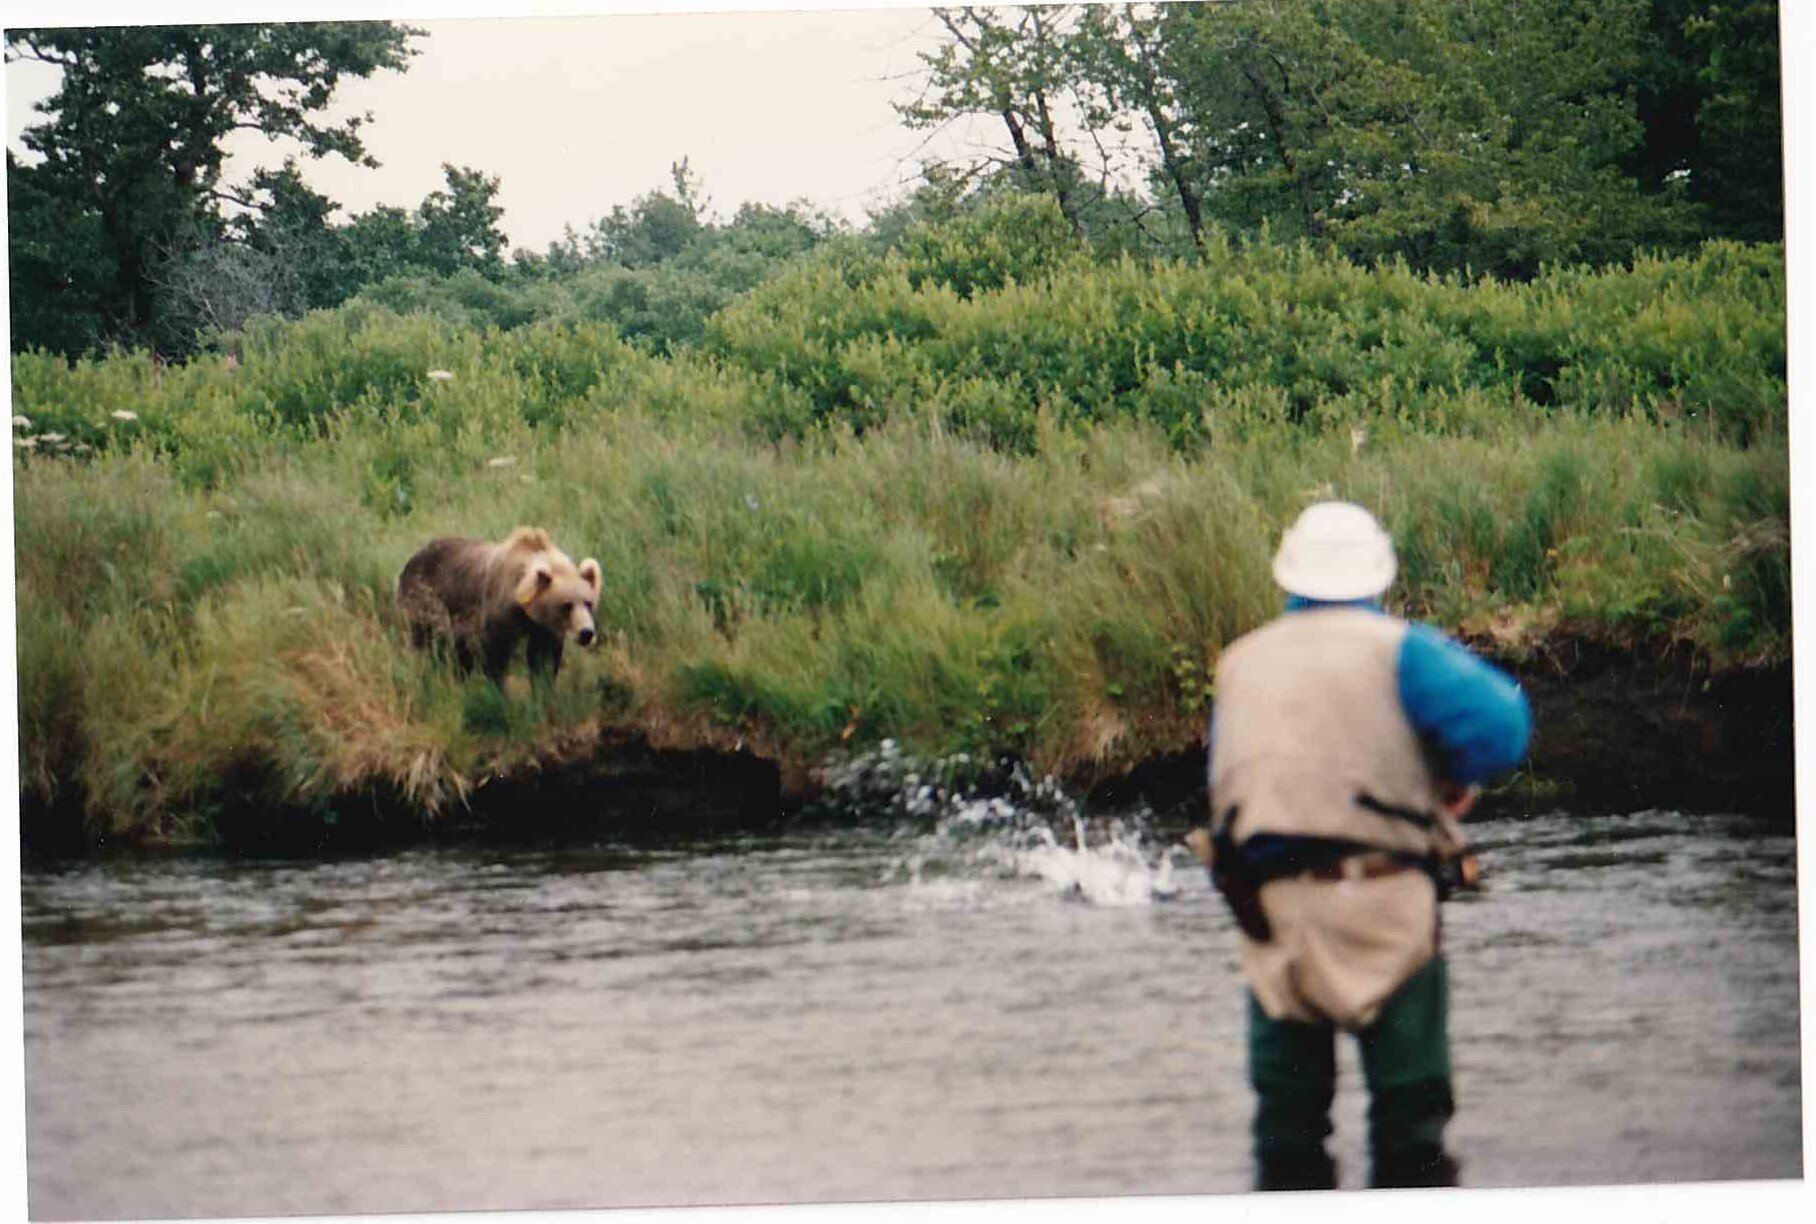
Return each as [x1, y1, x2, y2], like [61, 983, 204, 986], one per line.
[17, 638, 1796, 858]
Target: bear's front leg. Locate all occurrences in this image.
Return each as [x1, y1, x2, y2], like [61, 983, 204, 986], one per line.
[480, 618, 521, 685]
[526, 629, 565, 681]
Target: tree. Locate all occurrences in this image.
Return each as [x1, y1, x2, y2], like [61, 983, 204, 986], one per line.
[1149, 0, 1699, 277]
[7, 154, 114, 355]
[1629, 0, 1782, 243]
[410, 164, 509, 276]
[294, 163, 510, 299]
[6, 22, 420, 353]
[138, 160, 509, 346]
[905, 2, 1777, 275]
[898, 6, 1099, 237]
[506, 166, 840, 351]
[1072, 5, 1208, 251]
[234, 162, 345, 310]
[562, 160, 711, 269]
[153, 233, 304, 341]
[335, 205, 424, 293]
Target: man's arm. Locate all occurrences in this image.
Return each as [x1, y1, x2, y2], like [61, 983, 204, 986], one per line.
[1397, 623, 1533, 790]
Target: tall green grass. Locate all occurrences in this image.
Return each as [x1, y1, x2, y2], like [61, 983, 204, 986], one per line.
[10, 237, 1789, 844]
[13, 408, 1788, 843]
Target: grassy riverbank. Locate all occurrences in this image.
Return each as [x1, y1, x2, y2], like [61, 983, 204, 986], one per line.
[11, 236, 1789, 847]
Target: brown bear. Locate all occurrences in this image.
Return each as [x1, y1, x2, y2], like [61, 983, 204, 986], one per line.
[396, 526, 601, 683]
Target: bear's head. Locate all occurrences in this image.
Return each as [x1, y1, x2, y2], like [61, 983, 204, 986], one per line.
[515, 549, 602, 648]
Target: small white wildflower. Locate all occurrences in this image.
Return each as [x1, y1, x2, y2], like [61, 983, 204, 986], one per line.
[486, 456, 517, 468]
[111, 410, 139, 423]
[14, 437, 36, 449]
[744, 493, 760, 512]
[12, 414, 29, 428]
[40, 432, 66, 444]
[426, 369, 454, 383]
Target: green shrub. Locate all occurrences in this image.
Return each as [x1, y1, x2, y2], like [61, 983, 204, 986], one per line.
[894, 191, 1087, 297]
[707, 236, 1783, 446]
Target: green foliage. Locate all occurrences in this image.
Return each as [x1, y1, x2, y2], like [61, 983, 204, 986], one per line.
[13, 239, 1783, 467]
[6, 21, 421, 354]
[355, 268, 561, 333]
[9, 236, 1789, 844]
[1151, 0, 1694, 277]
[899, 1, 1782, 276]
[578, 160, 710, 269]
[323, 165, 512, 291]
[899, 7, 1094, 235]
[894, 192, 1086, 297]
[10, 2, 1786, 367]
[505, 182, 840, 351]
[6, 155, 114, 356]
[708, 234, 1784, 446]
[276, 182, 844, 354]
[138, 162, 515, 347]
[1632, 0, 1783, 243]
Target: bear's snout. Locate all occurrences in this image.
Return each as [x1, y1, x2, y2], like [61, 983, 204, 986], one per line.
[577, 627, 597, 648]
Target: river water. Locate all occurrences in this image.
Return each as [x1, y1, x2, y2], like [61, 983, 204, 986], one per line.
[20, 806, 1803, 1219]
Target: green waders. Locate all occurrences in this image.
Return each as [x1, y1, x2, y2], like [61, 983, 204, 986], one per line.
[1246, 954, 1458, 1191]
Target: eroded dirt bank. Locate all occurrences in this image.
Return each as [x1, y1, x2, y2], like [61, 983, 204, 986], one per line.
[17, 640, 1796, 858]
[1086, 640, 1795, 825]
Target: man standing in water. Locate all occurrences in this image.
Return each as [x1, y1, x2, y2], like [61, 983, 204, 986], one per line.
[1201, 501, 1532, 1191]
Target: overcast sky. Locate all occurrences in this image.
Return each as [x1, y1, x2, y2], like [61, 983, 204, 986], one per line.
[5, 2, 1014, 252]
[7, 0, 1816, 255]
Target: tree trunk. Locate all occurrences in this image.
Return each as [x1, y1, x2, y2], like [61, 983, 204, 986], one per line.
[1031, 87, 1085, 238]
[1125, 7, 1204, 250]
[1242, 61, 1324, 240]
[1026, 6, 1085, 238]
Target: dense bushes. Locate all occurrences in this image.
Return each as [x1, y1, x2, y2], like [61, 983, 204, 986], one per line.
[708, 232, 1785, 447]
[12, 233, 1785, 484]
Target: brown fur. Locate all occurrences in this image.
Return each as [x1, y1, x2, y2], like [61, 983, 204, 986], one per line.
[397, 526, 602, 683]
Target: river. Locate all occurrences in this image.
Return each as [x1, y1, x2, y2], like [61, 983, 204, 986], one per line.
[19, 805, 1803, 1218]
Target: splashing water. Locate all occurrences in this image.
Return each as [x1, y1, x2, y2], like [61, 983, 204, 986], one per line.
[819, 741, 1188, 907]
[1008, 815, 1183, 907]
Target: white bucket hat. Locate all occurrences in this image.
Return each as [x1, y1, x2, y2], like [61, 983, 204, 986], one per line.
[1271, 501, 1397, 601]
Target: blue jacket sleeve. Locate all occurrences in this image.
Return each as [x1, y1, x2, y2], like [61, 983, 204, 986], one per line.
[1396, 623, 1533, 785]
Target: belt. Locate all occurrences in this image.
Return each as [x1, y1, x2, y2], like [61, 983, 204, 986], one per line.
[1303, 852, 1421, 883]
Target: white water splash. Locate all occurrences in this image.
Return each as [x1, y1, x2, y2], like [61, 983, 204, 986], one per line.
[830, 746, 1186, 908]
[1008, 817, 1183, 908]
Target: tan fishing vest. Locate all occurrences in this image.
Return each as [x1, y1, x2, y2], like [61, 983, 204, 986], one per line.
[1212, 607, 1464, 1026]
[1210, 607, 1461, 860]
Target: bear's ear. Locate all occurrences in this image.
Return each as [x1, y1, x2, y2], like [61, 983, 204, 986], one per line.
[515, 562, 554, 611]
[578, 558, 601, 594]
